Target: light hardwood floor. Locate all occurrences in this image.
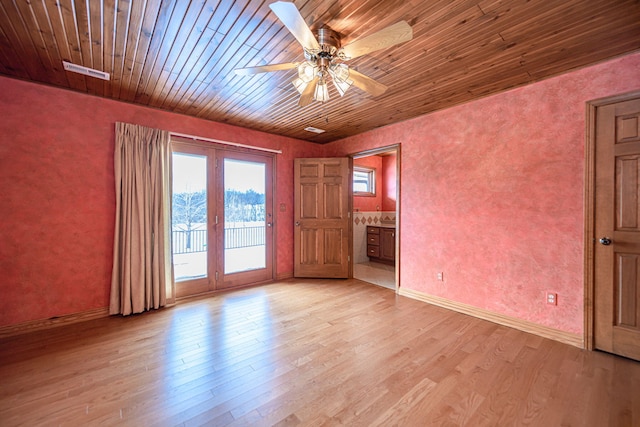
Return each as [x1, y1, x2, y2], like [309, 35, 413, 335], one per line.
[0, 279, 638, 426]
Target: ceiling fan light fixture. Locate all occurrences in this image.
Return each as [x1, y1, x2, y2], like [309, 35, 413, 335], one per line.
[332, 78, 352, 97]
[292, 77, 308, 94]
[234, 3, 413, 107]
[330, 63, 350, 82]
[298, 62, 317, 83]
[328, 63, 353, 96]
[314, 79, 330, 102]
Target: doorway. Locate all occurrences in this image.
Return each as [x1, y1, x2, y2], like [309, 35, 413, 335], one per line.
[351, 145, 400, 290]
[171, 139, 275, 298]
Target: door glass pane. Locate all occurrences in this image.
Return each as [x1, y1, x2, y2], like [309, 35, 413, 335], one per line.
[172, 153, 207, 281]
[224, 159, 266, 274]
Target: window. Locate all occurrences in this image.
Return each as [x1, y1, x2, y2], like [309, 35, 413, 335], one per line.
[353, 166, 375, 196]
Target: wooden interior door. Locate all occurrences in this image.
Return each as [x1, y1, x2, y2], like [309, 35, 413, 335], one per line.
[294, 158, 351, 278]
[594, 95, 640, 361]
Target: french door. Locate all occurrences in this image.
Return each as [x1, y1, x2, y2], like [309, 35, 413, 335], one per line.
[171, 140, 274, 297]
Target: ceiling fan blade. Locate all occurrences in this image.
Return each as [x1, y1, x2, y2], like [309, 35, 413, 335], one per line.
[269, 1, 320, 51]
[299, 76, 318, 107]
[348, 69, 388, 97]
[340, 21, 413, 59]
[234, 62, 299, 75]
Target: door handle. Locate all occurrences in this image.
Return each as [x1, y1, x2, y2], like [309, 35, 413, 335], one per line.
[267, 222, 272, 227]
[599, 237, 612, 246]
[295, 221, 300, 227]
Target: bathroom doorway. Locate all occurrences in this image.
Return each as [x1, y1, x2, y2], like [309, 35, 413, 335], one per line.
[351, 145, 399, 290]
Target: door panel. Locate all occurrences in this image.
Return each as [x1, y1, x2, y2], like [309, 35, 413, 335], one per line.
[300, 228, 319, 265]
[216, 151, 274, 290]
[324, 228, 344, 264]
[324, 184, 343, 218]
[300, 184, 319, 219]
[294, 158, 351, 278]
[594, 97, 640, 361]
[616, 253, 638, 327]
[171, 145, 215, 298]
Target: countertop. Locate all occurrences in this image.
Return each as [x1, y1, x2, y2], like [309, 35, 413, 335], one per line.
[368, 223, 396, 229]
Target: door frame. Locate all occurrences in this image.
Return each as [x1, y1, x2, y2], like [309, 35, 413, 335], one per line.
[171, 137, 277, 298]
[584, 89, 640, 350]
[350, 144, 401, 291]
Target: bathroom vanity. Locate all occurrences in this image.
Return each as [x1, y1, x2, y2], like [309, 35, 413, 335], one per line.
[366, 225, 395, 265]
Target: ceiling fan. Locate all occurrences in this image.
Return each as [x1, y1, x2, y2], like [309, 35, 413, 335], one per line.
[234, 1, 413, 107]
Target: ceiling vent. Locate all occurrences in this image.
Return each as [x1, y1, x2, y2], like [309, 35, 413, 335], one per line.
[62, 61, 110, 80]
[304, 126, 326, 134]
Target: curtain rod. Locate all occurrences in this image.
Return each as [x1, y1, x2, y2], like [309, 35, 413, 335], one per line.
[169, 131, 282, 154]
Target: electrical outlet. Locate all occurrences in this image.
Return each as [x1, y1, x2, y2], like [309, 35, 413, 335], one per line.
[546, 292, 557, 305]
[437, 272, 444, 281]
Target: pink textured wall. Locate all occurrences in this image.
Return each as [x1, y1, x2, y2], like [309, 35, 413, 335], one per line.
[353, 156, 382, 211]
[382, 154, 397, 211]
[2, 52, 639, 331]
[326, 52, 640, 334]
[0, 76, 321, 327]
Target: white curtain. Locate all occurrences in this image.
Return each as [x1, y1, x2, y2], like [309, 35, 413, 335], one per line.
[110, 122, 174, 315]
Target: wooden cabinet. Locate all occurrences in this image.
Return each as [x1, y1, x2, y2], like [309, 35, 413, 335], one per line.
[380, 228, 396, 260]
[367, 226, 395, 264]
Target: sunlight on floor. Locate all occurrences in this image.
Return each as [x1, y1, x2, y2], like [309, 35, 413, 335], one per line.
[353, 261, 395, 290]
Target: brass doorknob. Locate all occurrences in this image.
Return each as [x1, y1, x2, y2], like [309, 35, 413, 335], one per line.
[599, 237, 612, 246]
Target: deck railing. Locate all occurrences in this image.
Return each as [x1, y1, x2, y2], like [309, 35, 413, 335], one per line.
[172, 226, 265, 254]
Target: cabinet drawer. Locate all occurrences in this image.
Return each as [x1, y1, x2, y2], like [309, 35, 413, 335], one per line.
[366, 226, 379, 235]
[367, 234, 380, 245]
[367, 245, 380, 258]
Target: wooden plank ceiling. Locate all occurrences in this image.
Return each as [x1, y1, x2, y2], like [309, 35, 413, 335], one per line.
[1, 0, 639, 143]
